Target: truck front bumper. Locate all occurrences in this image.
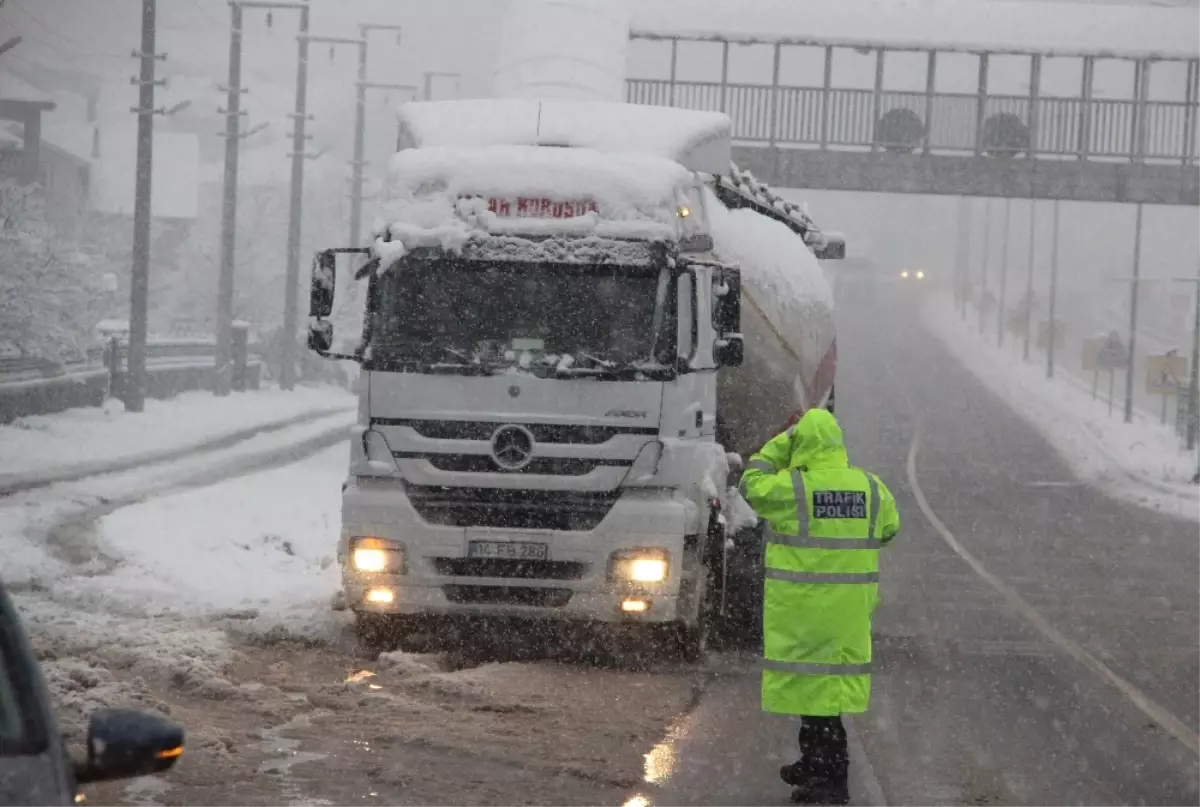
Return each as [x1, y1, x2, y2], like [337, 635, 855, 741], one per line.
[340, 478, 694, 626]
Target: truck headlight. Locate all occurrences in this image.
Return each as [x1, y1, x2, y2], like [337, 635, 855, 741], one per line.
[609, 549, 669, 583]
[350, 537, 404, 573]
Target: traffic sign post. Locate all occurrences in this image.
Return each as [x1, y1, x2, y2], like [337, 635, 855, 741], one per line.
[1146, 351, 1188, 424]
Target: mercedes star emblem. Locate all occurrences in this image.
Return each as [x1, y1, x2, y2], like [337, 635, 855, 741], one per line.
[490, 424, 535, 471]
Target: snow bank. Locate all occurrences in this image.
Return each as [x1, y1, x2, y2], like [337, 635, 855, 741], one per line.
[923, 296, 1199, 520]
[396, 100, 731, 174]
[706, 185, 835, 350]
[632, 0, 1198, 58]
[81, 445, 345, 634]
[0, 384, 353, 483]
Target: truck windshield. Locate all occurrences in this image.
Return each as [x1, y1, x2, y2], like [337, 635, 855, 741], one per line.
[366, 257, 676, 374]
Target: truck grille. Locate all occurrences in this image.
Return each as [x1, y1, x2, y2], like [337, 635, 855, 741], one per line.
[398, 453, 630, 477]
[442, 585, 573, 608]
[432, 558, 588, 580]
[406, 486, 619, 531]
[375, 418, 656, 444]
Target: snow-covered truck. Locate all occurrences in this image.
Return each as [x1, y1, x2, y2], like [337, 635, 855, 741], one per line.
[307, 99, 842, 655]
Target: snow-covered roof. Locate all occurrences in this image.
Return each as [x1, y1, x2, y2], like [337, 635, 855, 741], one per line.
[0, 70, 55, 108]
[396, 99, 732, 175]
[631, 0, 1199, 59]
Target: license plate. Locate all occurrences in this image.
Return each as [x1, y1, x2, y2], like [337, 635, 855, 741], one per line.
[468, 541, 548, 561]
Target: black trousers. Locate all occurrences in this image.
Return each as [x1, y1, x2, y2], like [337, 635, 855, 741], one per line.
[797, 716, 848, 781]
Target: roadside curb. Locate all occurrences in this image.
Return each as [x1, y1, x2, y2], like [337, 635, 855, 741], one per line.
[0, 404, 355, 497]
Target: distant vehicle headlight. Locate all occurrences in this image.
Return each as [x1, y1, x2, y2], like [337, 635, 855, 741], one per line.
[916, 270, 925, 280]
[900, 270, 910, 279]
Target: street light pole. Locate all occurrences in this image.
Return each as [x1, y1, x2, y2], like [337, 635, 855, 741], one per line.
[980, 197, 991, 335]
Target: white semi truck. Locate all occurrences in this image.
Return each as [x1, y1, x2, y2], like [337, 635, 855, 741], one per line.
[308, 99, 842, 656]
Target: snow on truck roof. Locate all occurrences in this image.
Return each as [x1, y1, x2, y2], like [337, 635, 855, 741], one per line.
[387, 144, 694, 213]
[631, 0, 1199, 59]
[395, 99, 732, 176]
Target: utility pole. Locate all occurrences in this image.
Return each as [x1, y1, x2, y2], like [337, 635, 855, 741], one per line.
[351, 24, 404, 247]
[1023, 197, 1037, 362]
[997, 196, 1011, 349]
[215, 0, 307, 396]
[281, 30, 363, 391]
[126, 0, 166, 413]
[214, 0, 245, 397]
[1046, 199, 1061, 379]
[1124, 202, 1144, 424]
[980, 197, 991, 335]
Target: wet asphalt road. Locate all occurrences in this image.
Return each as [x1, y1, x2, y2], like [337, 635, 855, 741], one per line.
[633, 289, 1199, 806]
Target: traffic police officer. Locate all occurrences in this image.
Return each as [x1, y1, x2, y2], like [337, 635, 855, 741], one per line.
[740, 408, 900, 805]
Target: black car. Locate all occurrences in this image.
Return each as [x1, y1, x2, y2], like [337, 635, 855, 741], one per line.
[0, 582, 185, 805]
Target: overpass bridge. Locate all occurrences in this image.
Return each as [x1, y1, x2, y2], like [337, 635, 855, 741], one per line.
[625, 32, 1199, 206]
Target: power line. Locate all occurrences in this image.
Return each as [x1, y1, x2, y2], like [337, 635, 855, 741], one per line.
[9, 1, 127, 60]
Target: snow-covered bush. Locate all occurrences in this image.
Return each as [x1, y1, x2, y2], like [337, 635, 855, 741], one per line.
[0, 180, 108, 362]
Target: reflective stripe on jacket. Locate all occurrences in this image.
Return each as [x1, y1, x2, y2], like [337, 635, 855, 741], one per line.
[740, 409, 899, 717]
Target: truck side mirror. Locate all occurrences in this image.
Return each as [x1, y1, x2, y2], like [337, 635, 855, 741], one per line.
[308, 319, 334, 355]
[310, 250, 336, 318]
[714, 267, 743, 367]
[716, 335, 744, 367]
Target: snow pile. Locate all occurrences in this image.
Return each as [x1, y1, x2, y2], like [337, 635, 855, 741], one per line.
[0, 384, 353, 483]
[923, 296, 1199, 519]
[493, 0, 632, 103]
[396, 100, 731, 174]
[706, 185, 835, 372]
[77, 446, 346, 634]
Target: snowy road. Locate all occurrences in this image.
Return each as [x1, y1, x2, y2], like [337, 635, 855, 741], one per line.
[843, 292, 1197, 804]
[13, 298, 1198, 805]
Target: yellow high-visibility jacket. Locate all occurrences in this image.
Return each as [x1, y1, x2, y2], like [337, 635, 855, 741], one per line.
[740, 409, 900, 716]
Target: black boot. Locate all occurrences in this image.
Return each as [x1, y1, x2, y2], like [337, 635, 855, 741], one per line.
[780, 762, 806, 786]
[789, 777, 849, 805]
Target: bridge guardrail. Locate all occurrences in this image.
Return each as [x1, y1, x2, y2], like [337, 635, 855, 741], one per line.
[627, 79, 1199, 164]
[0, 327, 262, 424]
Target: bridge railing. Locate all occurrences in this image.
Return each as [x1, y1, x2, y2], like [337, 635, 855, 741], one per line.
[626, 78, 1200, 164]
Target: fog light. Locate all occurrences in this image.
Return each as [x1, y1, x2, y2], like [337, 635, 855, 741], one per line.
[365, 587, 395, 605]
[621, 599, 650, 613]
[351, 537, 404, 573]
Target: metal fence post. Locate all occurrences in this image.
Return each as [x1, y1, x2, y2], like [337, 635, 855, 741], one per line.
[871, 47, 885, 152]
[231, 322, 249, 392]
[924, 50, 937, 154]
[974, 53, 990, 156]
[1047, 199, 1061, 379]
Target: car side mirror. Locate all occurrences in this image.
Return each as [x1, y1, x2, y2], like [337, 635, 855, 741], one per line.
[310, 250, 336, 318]
[308, 319, 334, 355]
[74, 709, 184, 785]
